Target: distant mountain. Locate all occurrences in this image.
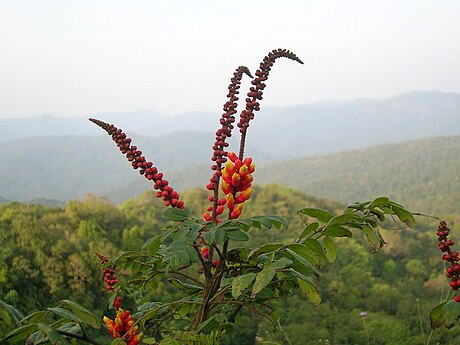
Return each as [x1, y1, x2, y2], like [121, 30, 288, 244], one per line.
[254, 135, 460, 216]
[0, 131, 268, 202]
[1, 91, 460, 159]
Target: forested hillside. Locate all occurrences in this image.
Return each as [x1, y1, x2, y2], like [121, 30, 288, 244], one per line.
[1, 185, 459, 344]
[255, 135, 460, 215]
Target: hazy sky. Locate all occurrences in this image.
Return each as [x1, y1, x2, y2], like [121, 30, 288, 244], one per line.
[1, 0, 459, 118]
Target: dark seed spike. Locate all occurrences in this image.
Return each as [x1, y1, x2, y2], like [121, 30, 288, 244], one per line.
[205, 66, 253, 223]
[89, 118, 185, 209]
[237, 49, 303, 160]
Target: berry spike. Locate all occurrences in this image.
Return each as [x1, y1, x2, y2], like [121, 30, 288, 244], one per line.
[205, 66, 253, 222]
[237, 48, 303, 160]
[437, 221, 460, 302]
[89, 118, 184, 209]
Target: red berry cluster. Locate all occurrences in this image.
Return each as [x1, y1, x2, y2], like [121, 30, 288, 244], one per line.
[205, 66, 252, 222]
[89, 118, 184, 209]
[437, 221, 460, 302]
[237, 49, 303, 149]
[96, 253, 119, 292]
[221, 152, 255, 219]
[103, 309, 142, 345]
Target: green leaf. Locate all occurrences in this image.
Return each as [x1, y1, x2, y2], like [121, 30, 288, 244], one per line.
[21, 310, 51, 324]
[430, 300, 460, 329]
[248, 243, 285, 259]
[268, 257, 293, 270]
[162, 207, 190, 221]
[226, 229, 250, 241]
[0, 324, 36, 343]
[296, 277, 321, 305]
[327, 213, 354, 226]
[324, 224, 353, 237]
[0, 300, 24, 325]
[299, 223, 320, 239]
[299, 208, 333, 223]
[61, 300, 101, 329]
[368, 196, 390, 208]
[142, 338, 157, 344]
[213, 228, 226, 244]
[252, 216, 274, 229]
[168, 278, 203, 293]
[265, 214, 288, 228]
[0, 307, 11, 325]
[285, 247, 320, 275]
[142, 235, 162, 255]
[361, 224, 383, 253]
[303, 239, 325, 259]
[196, 314, 225, 334]
[389, 203, 416, 228]
[37, 323, 71, 345]
[177, 249, 191, 266]
[232, 272, 256, 299]
[251, 270, 276, 297]
[47, 307, 83, 323]
[430, 302, 447, 329]
[322, 236, 337, 263]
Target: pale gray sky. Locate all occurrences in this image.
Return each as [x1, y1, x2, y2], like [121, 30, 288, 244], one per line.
[1, 0, 459, 118]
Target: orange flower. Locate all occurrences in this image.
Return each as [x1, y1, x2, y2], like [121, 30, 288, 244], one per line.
[221, 152, 255, 219]
[103, 308, 142, 344]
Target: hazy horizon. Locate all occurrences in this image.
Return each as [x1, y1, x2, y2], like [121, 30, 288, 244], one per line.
[1, 1, 459, 118]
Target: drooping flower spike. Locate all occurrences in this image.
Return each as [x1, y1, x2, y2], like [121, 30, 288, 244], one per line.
[89, 118, 184, 209]
[206, 49, 302, 222]
[205, 66, 253, 222]
[237, 48, 303, 159]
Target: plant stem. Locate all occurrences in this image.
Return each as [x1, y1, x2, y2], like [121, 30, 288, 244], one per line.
[57, 330, 104, 345]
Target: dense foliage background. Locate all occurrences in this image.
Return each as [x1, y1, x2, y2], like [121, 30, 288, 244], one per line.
[2, 184, 459, 344]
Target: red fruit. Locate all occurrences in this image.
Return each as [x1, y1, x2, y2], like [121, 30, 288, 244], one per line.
[201, 246, 209, 259]
[212, 259, 220, 268]
[450, 281, 458, 289]
[443, 254, 451, 261]
[455, 296, 460, 303]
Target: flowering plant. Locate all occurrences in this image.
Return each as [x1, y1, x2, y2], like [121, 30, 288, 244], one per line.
[0, 49, 418, 345]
